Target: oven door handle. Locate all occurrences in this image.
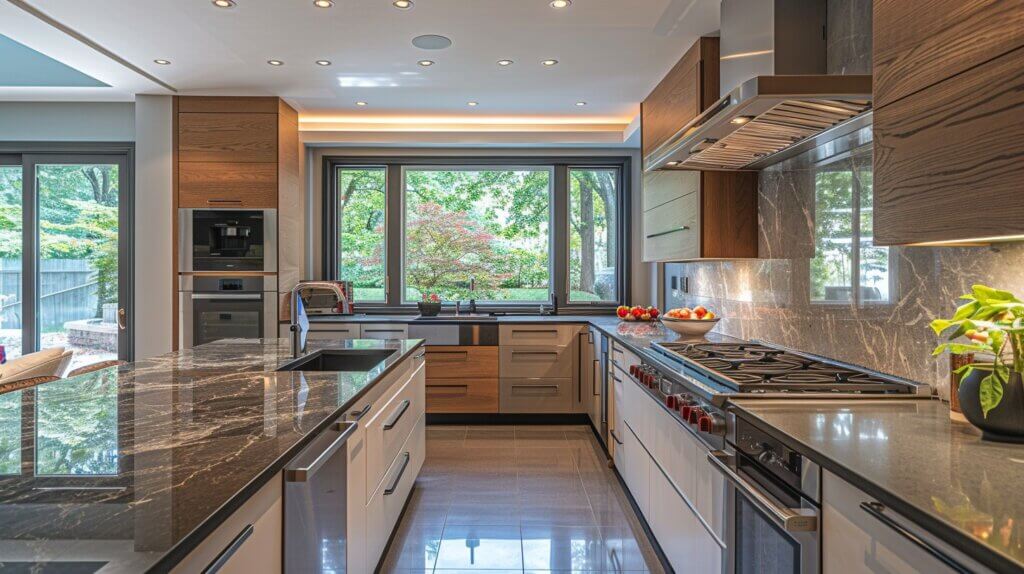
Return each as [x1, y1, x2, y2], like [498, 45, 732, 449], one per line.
[707, 451, 818, 533]
[860, 502, 973, 574]
[191, 293, 263, 300]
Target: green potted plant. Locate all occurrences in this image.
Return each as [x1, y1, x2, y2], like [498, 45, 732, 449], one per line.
[418, 293, 441, 317]
[931, 284, 1024, 442]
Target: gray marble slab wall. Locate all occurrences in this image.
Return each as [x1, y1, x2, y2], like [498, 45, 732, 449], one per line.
[665, 133, 1024, 399]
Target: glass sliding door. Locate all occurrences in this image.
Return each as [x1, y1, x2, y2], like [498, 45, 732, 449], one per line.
[20, 154, 131, 369]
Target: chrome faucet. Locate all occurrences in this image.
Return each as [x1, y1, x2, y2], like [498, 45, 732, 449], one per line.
[290, 281, 350, 357]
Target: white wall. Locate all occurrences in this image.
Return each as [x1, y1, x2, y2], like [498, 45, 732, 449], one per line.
[0, 102, 134, 141]
[304, 145, 652, 306]
[132, 96, 173, 360]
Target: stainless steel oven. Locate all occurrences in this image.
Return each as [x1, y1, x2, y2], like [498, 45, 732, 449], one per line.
[711, 412, 821, 574]
[179, 275, 278, 349]
[179, 208, 277, 272]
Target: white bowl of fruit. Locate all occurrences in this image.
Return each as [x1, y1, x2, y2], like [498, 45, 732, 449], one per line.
[661, 306, 719, 336]
[616, 305, 661, 322]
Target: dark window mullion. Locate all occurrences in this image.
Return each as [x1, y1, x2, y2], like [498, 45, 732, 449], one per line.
[385, 164, 403, 307]
[21, 156, 39, 354]
[552, 165, 569, 307]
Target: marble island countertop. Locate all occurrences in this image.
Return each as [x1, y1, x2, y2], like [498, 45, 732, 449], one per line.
[0, 337, 423, 573]
[731, 399, 1024, 573]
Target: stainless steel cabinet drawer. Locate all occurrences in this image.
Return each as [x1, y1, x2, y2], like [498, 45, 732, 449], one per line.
[499, 345, 572, 378]
[499, 378, 573, 413]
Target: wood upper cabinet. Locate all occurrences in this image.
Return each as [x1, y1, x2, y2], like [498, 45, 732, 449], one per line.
[174, 96, 297, 209]
[640, 37, 758, 262]
[873, 2, 1024, 245]
[642, 37, 719, 158]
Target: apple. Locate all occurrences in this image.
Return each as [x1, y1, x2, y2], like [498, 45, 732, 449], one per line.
[631, 306, 644, 318]
[679, 308, 692, 319]
[648, 307, 660, 319]
[616, 306, 629, 318]
[694, 305, 708, 319]
[704, 311, 716, 320]
[640, 312, 651, 321]
[624, 313, 636, 321]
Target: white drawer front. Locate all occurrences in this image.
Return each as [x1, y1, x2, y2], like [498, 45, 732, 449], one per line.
[365, 362, 425, 502]
[360, 324, 409, 340]
[499, 377, 573, 413]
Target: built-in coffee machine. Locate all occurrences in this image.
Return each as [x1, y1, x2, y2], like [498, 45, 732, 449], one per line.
[179, 208, 277, 273]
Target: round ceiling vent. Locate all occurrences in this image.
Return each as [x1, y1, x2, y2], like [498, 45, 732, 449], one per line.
[412, 35, 453, 50]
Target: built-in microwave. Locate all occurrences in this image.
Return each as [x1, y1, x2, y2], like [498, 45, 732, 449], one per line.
[179, 208, 277, 272]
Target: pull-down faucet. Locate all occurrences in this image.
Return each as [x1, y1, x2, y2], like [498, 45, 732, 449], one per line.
[290, 282, 351, 357]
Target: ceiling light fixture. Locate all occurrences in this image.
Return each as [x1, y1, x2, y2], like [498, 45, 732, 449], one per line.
[393, 0, 413, 8]
[212, 0, 235, 7]
[154, 59, 171, 65]
[541, 59, 558, 66]
[316, 60, 332, 66]
[468, 101, 478, 106]
[497, 59, 514, 66]
[313, 0, 334, 6]
[356, 101, 368, 106]
[418, 60, 434, 67]
[267, 59, 284, 66]
[575, 101, 586, 106]
[550, 0, 571, 8]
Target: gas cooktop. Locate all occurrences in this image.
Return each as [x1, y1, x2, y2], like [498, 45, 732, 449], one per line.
[651, 341, 927, 395]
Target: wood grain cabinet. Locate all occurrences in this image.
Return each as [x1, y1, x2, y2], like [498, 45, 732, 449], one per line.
[640, 37, 758, 261]
[424, 346, 499, 413]
[873, 1, 1024, 245]
[173, 96, 296, 209]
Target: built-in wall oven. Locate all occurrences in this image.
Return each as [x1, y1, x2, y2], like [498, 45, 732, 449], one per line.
[179, 275, 278, 349]
[711, 412, 821, 574]
[179, 209, 277, 272]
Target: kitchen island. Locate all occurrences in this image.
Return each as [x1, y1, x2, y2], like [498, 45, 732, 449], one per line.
[0, 337, 423, 573]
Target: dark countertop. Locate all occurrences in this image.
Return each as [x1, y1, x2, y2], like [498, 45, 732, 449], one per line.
[731, 399, 1024, 573]
[0, 337, 423, 573]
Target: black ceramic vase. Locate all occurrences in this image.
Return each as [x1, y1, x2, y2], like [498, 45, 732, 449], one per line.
[417, 301, 441, 316]
[959, 369, 1024, 443]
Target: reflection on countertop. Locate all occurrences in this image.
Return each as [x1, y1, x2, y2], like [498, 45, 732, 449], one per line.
[731, 399, 1024, 572]
[0, 337, 422, 573]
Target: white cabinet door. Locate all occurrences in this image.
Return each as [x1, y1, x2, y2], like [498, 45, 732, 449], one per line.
[345, 423, 368, 574]
[621, 422, 651, 520]
[307, 322, 359, 340]
[360, 323, 409, 340]
[649, 463, 723, 574]
[823, 470, 968, 574]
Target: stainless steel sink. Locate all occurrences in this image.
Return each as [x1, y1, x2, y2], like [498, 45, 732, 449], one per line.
[277, 349, 396, 372]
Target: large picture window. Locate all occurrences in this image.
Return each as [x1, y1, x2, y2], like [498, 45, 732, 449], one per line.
[324, 157, 629, 310]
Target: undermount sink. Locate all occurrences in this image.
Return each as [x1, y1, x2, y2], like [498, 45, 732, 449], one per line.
[277, 349, 396, 372]
[414, 314, 497, 321]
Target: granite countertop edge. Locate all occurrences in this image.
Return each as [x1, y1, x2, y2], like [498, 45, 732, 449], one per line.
[151, 339, 425, 574]
[728, 400, 1021, 574]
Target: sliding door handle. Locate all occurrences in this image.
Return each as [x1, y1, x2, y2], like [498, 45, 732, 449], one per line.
[117, 308, 127, 330]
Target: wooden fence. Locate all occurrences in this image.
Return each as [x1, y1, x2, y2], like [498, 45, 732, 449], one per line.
[0, 259, 102, 331]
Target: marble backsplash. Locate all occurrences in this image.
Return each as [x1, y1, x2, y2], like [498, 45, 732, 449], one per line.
[665, 133, 1024, 399]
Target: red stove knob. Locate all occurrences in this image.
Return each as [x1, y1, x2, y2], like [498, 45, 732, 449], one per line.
[688, 407, 704, 425]
[699, 413, 725, 435]
[680, 404, 693, 420]
[698, 414, 713, 433]
[629, 365, 638, 377]
[666, 394, 681, 409]
[644, 373, 655, 386]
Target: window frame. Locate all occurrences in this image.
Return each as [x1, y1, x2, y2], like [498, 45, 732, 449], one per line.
[322, 155, 631, 312]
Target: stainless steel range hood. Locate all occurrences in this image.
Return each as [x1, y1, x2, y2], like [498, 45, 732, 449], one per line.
[644, 74, 872, 171]
[644, 0, 873, 172]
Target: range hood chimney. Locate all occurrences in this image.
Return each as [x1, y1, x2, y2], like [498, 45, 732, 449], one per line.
[645, 0, 872, 172]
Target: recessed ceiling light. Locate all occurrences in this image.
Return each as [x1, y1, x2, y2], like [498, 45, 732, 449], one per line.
[418, 60, 435, 67]
[575, 101, 587, 106]
[154, 59, 171, 65]
[550, 0, 571, 8]
[393, 0, 413, 8]
[497, 59, 514, 66]
[356, 101, 368, 106]
[212, 0, 235, 7]
[316, 60, 332, 66]
[467, 101, 478, 106]
[313, 0, 333, 6]
[267, 60, 284, 66]
[541, 59, 559, 66]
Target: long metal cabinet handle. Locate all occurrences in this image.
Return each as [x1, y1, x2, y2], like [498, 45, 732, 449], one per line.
[645, 226, 690, 239]
[383, 399, 411, 431]
[511, 350, 559, 356]
[191, 293, 263, 300]
[202, 524, 254, 573]
[365, 329, 404, 333]
[609, 429, 624, 446]
[592, 360, 602, 396]
[383, 452, 411, 496]
[859, 502, 972, 574]
[348, 403, 372, 421]
[512, 384, 560, 390]
[286, 422, 358, 482]
[706, 451, 818, 533]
